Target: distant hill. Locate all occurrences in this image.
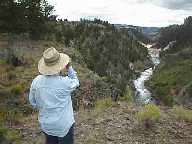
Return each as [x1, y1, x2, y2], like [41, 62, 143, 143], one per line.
[114, 24, 160, 35]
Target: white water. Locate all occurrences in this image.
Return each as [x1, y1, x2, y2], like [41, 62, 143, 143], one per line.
[134, 44, 160, 104]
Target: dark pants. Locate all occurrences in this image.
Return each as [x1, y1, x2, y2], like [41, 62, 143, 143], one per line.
[44, 124, 74, 144]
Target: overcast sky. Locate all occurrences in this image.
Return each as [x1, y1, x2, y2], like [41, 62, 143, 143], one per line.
[48, 0, 192, 27]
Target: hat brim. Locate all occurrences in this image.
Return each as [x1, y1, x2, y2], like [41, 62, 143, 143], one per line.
[38, 53, 70, 75]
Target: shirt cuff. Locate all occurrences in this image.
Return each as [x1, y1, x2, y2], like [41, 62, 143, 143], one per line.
[68, 66, 77, 77]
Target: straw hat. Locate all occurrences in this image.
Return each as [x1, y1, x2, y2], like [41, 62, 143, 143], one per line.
[38, 47, 70, 75]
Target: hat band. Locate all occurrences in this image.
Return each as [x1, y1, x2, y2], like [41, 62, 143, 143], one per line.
[44, 54, 60, 66]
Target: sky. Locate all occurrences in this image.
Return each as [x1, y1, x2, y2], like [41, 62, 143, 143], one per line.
[48, 0, 192, 27]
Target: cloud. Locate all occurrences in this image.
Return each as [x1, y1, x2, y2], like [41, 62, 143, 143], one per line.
[48, 0, 115, 21]
[48, 0, 192, 27]
[120, 0, 192, 10]
[150, 0, 192, 10]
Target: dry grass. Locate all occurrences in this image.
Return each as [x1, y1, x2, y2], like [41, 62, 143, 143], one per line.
[172, 106, 192, 122]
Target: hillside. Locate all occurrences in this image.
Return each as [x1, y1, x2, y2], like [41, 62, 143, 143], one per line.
[146, 16, 192, 107]
[0, 18, 152, 143]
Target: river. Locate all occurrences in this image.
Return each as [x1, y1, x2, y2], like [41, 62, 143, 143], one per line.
[134, 44, 160, 104]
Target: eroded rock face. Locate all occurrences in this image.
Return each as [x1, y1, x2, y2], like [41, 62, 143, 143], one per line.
[169, 87, 181, 97]
[163, 40, 177, 51]
[72, 78, 118, 110]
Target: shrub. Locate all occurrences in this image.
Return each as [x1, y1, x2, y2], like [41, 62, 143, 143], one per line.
[5, 129, 20, 142]
[6, 109, 23, 124]
[0, 107, 6, 124]
[18, 105, 33, 116]
[120, 85, 133, 102]
[0, 125, 20, 143]
[11, 84, 25, 95]
[173, 106, 192, 122]
[0, 126, 9, 144]
[163, 95, 174, 107]
[137, 104, 161, 128]
[8, 71, 17, 80]
[6, 47, 26, 67]
[95, 98, 113, 107]
[0, 59, 7, 65]
[0, 89, 11, 97]
[0, 127, 6, 137]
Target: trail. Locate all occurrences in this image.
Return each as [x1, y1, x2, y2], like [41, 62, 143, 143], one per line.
[11, 102, 192, 144]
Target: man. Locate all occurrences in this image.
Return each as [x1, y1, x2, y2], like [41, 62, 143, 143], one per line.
[29, 47, 79, 144]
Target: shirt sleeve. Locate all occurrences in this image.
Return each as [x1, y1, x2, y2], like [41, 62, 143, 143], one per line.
[28, 80, 37, 108]
[67, 66, 80, 91]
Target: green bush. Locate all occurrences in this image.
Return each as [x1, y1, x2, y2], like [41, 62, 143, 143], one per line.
[173, 106, 192, 122]
[137, 104, 161, 128]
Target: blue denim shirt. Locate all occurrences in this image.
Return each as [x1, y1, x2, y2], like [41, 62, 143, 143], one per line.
[29, 66, 79, 137]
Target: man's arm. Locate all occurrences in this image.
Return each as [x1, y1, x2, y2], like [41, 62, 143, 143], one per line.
[28, 80, 37, 108]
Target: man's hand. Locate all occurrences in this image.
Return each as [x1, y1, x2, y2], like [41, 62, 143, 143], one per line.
[65, 57, 71, 70]
[65, 62, 71, 70]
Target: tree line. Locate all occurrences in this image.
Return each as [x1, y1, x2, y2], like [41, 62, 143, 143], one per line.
[0, 0, 55, 39]
[156, 16, 192, 50]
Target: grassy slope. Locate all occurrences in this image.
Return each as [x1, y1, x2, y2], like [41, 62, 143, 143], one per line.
[0, 39, 114, 143]
[146, 45, 192, 106]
